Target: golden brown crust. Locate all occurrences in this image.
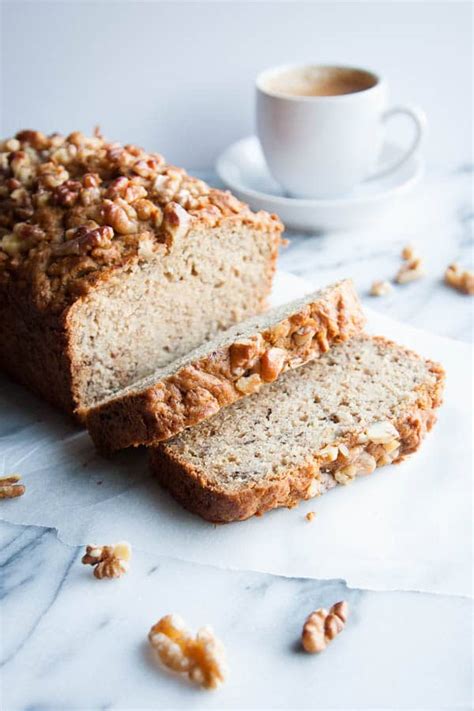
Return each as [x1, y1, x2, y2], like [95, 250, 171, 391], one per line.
[0, 130, 283, 313]
[149, 353, 445, 523]
[84, 280, 365, 451]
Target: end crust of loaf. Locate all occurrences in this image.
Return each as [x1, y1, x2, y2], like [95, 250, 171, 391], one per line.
[0, 130, 282, 414]
[149, 338, 445, 523]
[84, 279, 365, 451]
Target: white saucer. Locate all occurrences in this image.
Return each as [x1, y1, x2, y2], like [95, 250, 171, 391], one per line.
[216, 136, 423, 232]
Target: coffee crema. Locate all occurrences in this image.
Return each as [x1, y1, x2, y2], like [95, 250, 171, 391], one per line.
[262, 66, 378, 98]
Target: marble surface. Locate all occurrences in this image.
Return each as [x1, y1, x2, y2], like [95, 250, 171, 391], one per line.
[1, 164, 473, 711]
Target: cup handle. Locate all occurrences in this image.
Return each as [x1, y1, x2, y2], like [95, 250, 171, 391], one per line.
[367, 105, 427, 180]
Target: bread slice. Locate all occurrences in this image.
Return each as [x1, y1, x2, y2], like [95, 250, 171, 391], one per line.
[84, 279, 365, 451]
[150, 336, 445, 523]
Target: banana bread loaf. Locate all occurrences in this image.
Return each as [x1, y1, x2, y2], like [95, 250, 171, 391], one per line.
[0, 130, 282, 414]
[84, 280, 365, 451]
[150, 336, 445, 522]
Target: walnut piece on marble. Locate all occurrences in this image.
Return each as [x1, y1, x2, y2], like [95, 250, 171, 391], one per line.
[401, 244, 416, 261]
[0, 474, 25, 499]
[395, 246, 425, 284]
[370, 280, 393, 297]
[444, 263, 474, 295]
[301, 601, 349, 653]
[81, 541, 131, 579]
[395, 256, 426, 284]
[148, 614, 227, 690]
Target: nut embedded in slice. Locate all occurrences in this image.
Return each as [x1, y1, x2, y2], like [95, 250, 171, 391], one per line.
[0, 473, 25, 499]
[366, 421, 399, 444]
[81, 541, 131, 579]
[260, 347, 287, 383]
[235, 373, 262, 395]
[148, 614, 227, 690]
[301, 601, 349, 653]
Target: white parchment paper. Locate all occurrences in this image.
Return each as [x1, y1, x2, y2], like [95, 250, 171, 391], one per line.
[0, 272, 471, 596]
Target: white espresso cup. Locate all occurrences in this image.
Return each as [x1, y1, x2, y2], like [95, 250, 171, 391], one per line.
[256, 64, 426, 198]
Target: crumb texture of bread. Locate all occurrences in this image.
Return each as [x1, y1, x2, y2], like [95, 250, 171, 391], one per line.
[0, 130, 282, 412]
[85, 279, 365, 451]
[150, 336, 445, 523]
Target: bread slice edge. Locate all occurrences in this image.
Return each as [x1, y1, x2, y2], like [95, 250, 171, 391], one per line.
[85, 279, 365, 451]
[150, 339, 445, 523]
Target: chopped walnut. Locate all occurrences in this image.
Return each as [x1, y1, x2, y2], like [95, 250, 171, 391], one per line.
[444, 263, 474, 295]
[306, 478, 320, 498]
[235, 373, 261, 395]
[396, 256, 426, 284]
[370, 280, 393, 297]
[148, 614, 227, 690]
[293, 326, 315, 347]
[401, 244, 416, 261]
[81, 541, 131, 579]
[229, 335, 263, 374]
[161, 201, 191, 242]
[0, 474, 25, 499]
[52, 225, 113, 257]
[302, 601, 349, 653]
[366, 421, 399, 444]
[260, 347, 286, 382]
[318, 445, 339, 463]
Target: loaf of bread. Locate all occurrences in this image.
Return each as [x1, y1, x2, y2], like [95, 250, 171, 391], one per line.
[150, 336, 445, 522]
[84, 280, 365, 451]
[0, 130, 282, 414]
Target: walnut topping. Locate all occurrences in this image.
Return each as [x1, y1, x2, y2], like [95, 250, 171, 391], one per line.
[101, 198, 138, 234]
[260, 347, 286, 382]
[302, 601, 349, 653]
[0, 474, 25, 499]
[444, 263, 474, 295]
[0, 130, 283, 310]
[148, 614, 227, 690]
[81, 541, 131, 579]
[52, 225, 114, 256]
[161, 201, 191, 242]
[1, 223, 45, 256]
[370, 280, 393, 297]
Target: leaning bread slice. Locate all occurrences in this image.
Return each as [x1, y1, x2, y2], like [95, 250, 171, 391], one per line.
[84, 279, 364, 451]
[150, 336, 445, 523]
